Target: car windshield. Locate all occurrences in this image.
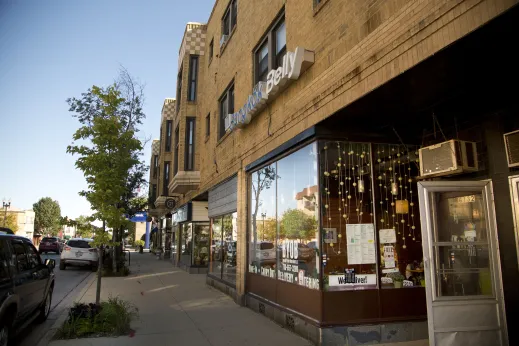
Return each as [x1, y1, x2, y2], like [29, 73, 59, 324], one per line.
[260, 242, 274, 250]
[67, 240, 91, 249]
[42, 237, 57, 242]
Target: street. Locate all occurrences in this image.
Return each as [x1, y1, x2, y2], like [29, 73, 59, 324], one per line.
[14, 252, 93, 346]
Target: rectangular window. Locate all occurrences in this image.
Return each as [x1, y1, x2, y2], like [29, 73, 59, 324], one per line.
[209, 212, 238, 284]
[185, 117, 196, 171]
[153, 155, 158, 178]
[254, 14, 285, 84]
[188, 55, 199, 101]
[205, 113, 210, 138]
[176, 69, 183, 112]
[222, 0, 237, 36]
[174, 126, 180, 176]
[219, 83, 234, 140]
[163, 161, 170, 196]
[165, 120, 172, 152]
[152, 184, 157, 203]
[209, 39, 214, 60]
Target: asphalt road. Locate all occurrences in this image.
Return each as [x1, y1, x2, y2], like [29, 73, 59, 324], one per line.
[14, 252, 93, 346]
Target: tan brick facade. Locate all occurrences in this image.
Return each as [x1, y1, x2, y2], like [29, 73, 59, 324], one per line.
[157, 0, 517, 299]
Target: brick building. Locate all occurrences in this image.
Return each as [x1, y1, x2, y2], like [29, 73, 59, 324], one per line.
[149, 1, 519, 344]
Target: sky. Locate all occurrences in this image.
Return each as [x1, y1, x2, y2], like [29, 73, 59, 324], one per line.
[0, 0, 214, 219]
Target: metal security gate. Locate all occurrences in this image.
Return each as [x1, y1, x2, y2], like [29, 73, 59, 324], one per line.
[417, 181, 508, 346]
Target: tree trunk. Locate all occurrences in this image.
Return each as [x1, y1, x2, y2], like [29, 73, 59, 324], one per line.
[112, 229, 116, 273]
[96, 221, 105, 306]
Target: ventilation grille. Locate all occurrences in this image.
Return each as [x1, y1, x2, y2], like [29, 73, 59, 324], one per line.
[504, 130, 519, 168]
[420, 141, 457, 175]
[285, 315, 295, 330]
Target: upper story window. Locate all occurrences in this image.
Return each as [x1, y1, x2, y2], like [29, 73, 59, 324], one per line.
[159, 125, 163, 154]
[222, 0, 237, 38]
[205, 113, 210, 138]
[209, 39, 214, 61]
[152, 184, 157, 202]
[185, 117, 196, 171]
[153, 155, 159, 178]
[163, 162, 170, 196]
[165, 120, 172, 152]
[188, 55, 199, 101]
[176, 69, 183, 112]
[254, 14, 285, 84]
[219, 83, 234, 140]
[174, 125, 180, 176]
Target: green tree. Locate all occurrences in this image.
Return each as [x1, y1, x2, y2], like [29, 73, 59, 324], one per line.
[33, 197, 61, 236]
[75, 215, 94, 238]
[0, 213, 19, 233]
[281, 209, 317, 242]
[67, 74, 145, 305]
[67, 68, 148, 274]
[257, 218, 277, 242]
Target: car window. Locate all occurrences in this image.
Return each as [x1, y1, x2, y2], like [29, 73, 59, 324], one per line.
[260, 242, 274, 250]
[24, 242, 41, 269]
[42, 237, 57, 242]
[67, 240, 91, 249]
[0, 239, 10, 280]
[11, 240, 30, 272]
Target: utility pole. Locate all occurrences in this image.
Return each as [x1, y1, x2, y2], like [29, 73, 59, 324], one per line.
[2, 198, 11, 228]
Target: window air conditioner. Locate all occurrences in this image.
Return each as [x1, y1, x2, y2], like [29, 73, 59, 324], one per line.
[220, 34, 229, 48]
[419, 139, 478, 178]
[504, 129, 519, 168]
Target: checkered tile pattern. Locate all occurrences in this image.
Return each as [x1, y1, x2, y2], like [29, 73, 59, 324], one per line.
[161, 98, 176, 121]
[178, 23, 207, 70]
[151, 140, 160, 155]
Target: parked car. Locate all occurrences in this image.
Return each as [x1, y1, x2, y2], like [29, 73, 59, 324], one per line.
[60, 238, 98, 271]
[38, 237, 61, 254]
[251, 241, 276, 265]
[0, 234, 56, 346]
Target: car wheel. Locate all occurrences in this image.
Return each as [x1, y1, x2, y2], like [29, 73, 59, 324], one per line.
[59, 261, 66, 270]
[0, 323, 10, 346]
[37, 287, 53, 323]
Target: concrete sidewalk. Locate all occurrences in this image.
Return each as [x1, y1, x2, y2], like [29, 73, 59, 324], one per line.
[48, 251, 312, 346]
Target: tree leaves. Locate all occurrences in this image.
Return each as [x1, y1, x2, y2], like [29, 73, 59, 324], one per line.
[33, 197, 62, 236]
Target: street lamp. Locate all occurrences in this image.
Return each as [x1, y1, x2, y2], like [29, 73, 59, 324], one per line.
[2, 198, 11, 228]
[261, 212, 266, 241]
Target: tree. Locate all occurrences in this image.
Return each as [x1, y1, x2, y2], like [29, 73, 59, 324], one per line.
[257, 218, 277, 241]
[250, 167, 277, 264]
[67, 68, 148, 274]
[0, 213, 19, 233]
[75, 215, 94, 238]
[281, 209, 317, 242]
[67, 76, 145, 305]
[33, 197, 61, 236]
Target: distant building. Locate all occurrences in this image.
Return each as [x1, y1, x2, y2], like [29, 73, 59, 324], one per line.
[4, 207, 35, 240]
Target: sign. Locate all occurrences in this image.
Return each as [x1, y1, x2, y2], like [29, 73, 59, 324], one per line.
[383, 245, 395, 269]
[127, 212, 147, 223]
[172, 203, 191, 223]
[225, 47, 315, 132]
[346, 224, 376, 264]
[379, 228, 396, 244]
[323, 228, 337, 243]
[165, 198, 176, 209]
[329, 274, 377, 287]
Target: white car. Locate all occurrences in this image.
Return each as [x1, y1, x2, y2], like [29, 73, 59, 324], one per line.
[60, 238, 98, 271]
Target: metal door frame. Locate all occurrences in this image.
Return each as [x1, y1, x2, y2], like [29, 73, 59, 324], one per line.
[418, 180, 508, 346]
[509, 175, 519, 270]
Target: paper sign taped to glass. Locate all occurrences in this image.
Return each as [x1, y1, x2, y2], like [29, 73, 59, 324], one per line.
[346, 224, 376, 264]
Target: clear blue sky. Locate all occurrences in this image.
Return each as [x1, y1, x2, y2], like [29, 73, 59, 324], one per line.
[0, 0, 214, 219]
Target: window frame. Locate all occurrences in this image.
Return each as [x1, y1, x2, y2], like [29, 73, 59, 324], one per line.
[254, 12, 285, 85]
[218, 82, 235, 140]
[174, 125, 180, 176]
[222, 0, 237, 37]
[188, 55, 199, 102]
[165, 120, 172, 152]
[184, 117, 196, 171]
[209, 39, 214, 62]
[163, 161, 170, 196]
[176, 68, 183, 113]
[153, 155, 159, 178]
[205, 113, 211, 138]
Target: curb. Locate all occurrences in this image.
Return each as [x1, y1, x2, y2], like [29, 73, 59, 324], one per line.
[37, 272, 96, 346]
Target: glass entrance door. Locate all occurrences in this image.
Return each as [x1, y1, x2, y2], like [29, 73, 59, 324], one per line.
[417, 181, 508, 346]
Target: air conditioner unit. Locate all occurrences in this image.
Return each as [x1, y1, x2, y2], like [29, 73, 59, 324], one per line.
[504, 129, 519, 168]
[419, 139, 478, 178]
[219, 34, 229, 48]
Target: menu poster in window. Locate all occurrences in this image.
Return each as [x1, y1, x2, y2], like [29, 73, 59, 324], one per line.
[346, 224, 376, 264]
[383, 245, 395, 269]
[379, 228, 396, 244]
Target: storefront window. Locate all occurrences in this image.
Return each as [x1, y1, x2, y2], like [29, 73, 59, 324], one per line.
[209, 213, 238, 284]
[192, 224, 210, 266]
[210, 218, 223, 276]
[320, 141, 377, 291]
[180, 223, 192, 265]
[373, 144, 425, 289]
[249, 143, 320, 290]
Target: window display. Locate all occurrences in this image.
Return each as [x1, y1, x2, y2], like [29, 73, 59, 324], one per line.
[373, 144, 424, 289]
[320, 141, 377, 291]
[192, 224, 210, 266]
[180, 223, 192, 265]
[209, 212, 237, 284]
[249, 143, 320, 290]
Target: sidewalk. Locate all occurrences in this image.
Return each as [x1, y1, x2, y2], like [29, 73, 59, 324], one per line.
[48, 251, 312, 346]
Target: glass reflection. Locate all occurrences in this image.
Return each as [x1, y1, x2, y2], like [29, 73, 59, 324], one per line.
[210, 218, 223, 275]
[222, 213, 238, 283]
[192, 224, 210, 266]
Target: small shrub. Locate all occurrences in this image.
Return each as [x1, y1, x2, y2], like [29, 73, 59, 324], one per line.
[55, 296, 138, 340]
[134, 240, 144, 247]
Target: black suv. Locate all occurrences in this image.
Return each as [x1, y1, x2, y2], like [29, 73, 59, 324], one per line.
[0, 233, 55, 346]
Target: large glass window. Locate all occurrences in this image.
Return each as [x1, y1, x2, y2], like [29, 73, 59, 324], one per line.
[254, 15, 285, 84]
[165, 120, 172, 152]
[320, 142, 377, 291]
[185, 118, 195, 171]
[192, 223, 210, 267]
[180, 223, 192, 265]
[249, 143, 320, 290]
[210, 212, 238, 284]
[188, 55, 198, 101]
